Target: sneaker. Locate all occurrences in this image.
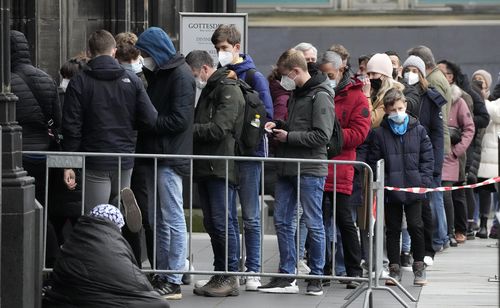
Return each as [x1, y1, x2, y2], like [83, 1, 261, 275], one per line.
[466, 229, 476, 240]
[423, 256, 434, 267]
[258, 277, 298, 294]
[245, 272, 261, 291]
[449, 235, 458, 247]
[306, 279, 323, 296]
[194, 275, 239, 297]
[297, 259, 311, 275]
[182, 259, 194, 285]
[346, 280, 360, 289]
[385, 264, 401, 286]
[151, 276, 182, 300]
[194, 279, 210, 289]
[400, 252, 412, 268]
[121, 187, 142, 233]
[412, 261, 427, 286]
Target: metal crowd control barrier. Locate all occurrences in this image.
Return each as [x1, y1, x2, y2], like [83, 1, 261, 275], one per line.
[26, 150, 414, 307]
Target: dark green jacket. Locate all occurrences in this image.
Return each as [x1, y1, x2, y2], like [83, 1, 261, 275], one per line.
[274, 72, 335, 177]
[193, 68, 245, 184]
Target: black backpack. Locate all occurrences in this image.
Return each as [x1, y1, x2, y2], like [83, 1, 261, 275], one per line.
[311, 88, 343, 158]
[235, 69, 268, 156]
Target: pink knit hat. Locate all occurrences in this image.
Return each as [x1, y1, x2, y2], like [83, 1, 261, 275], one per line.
[472, 69, 492, 91]
[367, 53, 393, 78]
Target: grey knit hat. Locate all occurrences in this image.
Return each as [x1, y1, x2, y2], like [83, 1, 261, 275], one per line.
[403, 55, 426, 78]
[89, 204, 125, 229]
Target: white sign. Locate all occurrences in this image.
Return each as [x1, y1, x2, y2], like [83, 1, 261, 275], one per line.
[179, 13, 248, 66]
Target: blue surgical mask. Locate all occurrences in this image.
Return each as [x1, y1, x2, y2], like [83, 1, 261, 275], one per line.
[329, 79, 337, 89]
[388, 111, 407, 124]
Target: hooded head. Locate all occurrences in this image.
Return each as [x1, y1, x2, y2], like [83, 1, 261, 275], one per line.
[136, 27, 176, 68]
[366, 53, 393, 79]
[10, 30, 31, 67]
[88, 204, 125, 229]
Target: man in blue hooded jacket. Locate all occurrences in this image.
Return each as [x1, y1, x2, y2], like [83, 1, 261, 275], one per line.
[134, 27, 196, 300]
[210, 24, 273, 291]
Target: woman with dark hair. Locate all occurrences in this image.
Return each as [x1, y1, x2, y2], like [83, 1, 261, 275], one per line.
[438, 60, 490, 241]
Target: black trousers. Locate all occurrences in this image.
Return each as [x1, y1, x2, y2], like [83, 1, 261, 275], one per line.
[443, 181, 468, 234]
[466, 188, 476, 223]
[421, 198, 435, 257]
[123, 162, 155, 267]
[323, 192, 362, 277]
[386, 200, 425, 265]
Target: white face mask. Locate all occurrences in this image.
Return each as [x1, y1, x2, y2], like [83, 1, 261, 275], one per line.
[404, 71, 420, 86]
[218, 51, 234, 67]
[60, 78, 70, 92]
[121, 62, 143, 74]
[142, 57, 156, 71]
[195, 78, 206, 89]
[280, 74, 296, 91]
[329, 79, 337, 89]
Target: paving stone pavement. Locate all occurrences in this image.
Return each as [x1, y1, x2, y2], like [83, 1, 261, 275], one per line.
[150, 233, 499, 308]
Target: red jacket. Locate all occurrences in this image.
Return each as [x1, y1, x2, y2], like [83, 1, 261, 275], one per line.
[325, 79, 371, 194]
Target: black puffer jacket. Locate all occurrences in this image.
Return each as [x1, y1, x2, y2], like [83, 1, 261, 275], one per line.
[368, 115, 434, 204]
[44, 216, 168, 307]
[10, 30, 61, 151]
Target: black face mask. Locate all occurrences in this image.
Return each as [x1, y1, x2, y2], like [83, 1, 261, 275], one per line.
[370, 78, 382, 92]
[392, 68, 399, 80]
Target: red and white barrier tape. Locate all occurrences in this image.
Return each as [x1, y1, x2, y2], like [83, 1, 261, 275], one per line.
[384, 177, 500, 194]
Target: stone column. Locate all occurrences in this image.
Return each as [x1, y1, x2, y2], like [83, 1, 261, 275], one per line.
[1, 0, 42, 307]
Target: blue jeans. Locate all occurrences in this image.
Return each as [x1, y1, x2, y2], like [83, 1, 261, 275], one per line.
[430, 177, 448, 250]
[156, 166, 186, 284]
[274, 176, 326, 275]
[198, 179, 239, 272]
[237, 161, 262, 272]
[401, 213, 411, 253]
[298, 206, 308, 260]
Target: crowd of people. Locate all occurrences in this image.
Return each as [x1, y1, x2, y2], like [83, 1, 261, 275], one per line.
[9, 24, 500, 306]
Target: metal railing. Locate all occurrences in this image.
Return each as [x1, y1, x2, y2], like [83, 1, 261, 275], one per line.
[26, 150, 415, 307]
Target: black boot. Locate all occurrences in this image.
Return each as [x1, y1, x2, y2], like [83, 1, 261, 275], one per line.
[476, 217, 488, 239]
[466, 221, 476, 240]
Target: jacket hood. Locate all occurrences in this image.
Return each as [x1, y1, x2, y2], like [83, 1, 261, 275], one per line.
[136, 27, 177, 68]
[294, 70, 330, 97]
[451, 84, 463, 103]
[10, 30, 31, 68]
[204, 67, 237, 91]
[84, 55, 126, 81]
[227, 54, 256, 75]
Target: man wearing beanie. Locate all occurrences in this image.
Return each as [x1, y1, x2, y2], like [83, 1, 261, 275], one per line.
[472, 69, 492, 100]
[134, 27, 196, 300]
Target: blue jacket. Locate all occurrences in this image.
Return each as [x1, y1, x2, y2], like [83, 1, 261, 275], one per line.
[409, 85, 446, 179]
[368, 115, 434, 204]
[227, 54, 273, 157]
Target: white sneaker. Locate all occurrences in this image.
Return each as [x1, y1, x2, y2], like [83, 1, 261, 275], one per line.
[297, 259, 311, 275]
[423, 256, 434, 267]
[194, 279, 209, 289]
[245, 272, 261, 291]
